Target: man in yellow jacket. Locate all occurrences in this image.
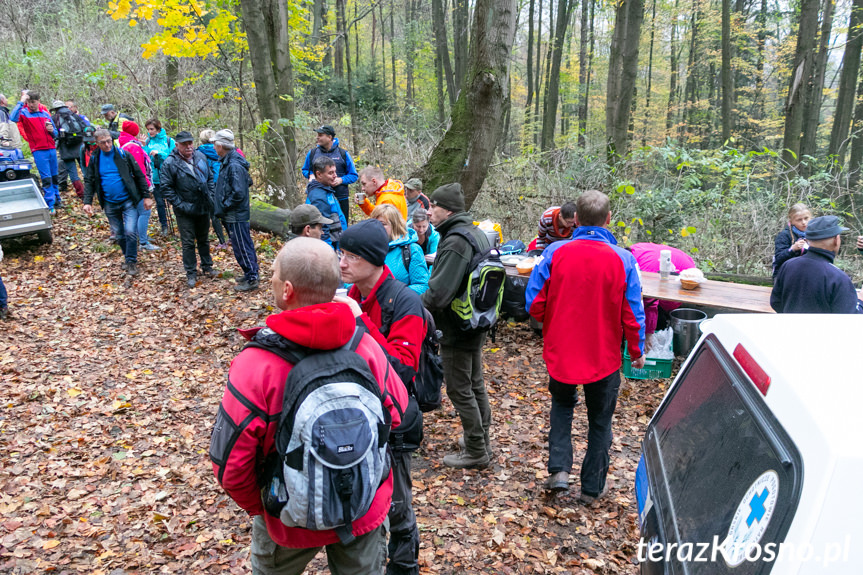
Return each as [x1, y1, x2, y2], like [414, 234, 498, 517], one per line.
[356, 165, 408, 220]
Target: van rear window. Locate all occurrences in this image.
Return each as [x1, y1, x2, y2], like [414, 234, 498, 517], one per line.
[643, 335, 802, 574]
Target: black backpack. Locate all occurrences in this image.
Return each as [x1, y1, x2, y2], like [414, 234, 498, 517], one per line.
[376, 277, 444, 413]
[54, 110, 85, 145]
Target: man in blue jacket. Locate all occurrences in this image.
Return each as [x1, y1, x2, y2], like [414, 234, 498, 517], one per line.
[213, 129, 259, 292]
[301, 125, 358, 221]
[771, 216, 862, 314]
[305, 156, 347, 249]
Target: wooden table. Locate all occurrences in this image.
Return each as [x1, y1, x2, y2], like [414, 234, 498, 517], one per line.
[640, 271, 775, 313]
[425, 253, 526, 278]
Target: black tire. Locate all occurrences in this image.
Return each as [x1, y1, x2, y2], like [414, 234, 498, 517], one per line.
[37, 229, 53, 244]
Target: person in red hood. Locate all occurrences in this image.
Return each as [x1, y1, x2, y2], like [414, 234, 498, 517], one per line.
[211, 237, 409, 574]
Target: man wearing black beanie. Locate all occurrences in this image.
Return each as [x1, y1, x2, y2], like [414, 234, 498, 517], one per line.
[336, 217, 426, 575]
[422, 183, 494, 469]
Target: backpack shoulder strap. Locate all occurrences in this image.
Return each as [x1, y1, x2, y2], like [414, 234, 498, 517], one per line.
[339, 147, 347, 164]
[401, 244, 412, 273]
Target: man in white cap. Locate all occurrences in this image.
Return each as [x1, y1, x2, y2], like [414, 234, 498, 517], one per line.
[213, 129, 259, 291]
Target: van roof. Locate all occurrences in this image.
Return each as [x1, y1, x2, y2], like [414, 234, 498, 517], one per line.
[701, 313, 863, 457]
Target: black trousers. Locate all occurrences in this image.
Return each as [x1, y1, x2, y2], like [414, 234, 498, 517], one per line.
[387, 449, 419, 575]
[175, 211, 213, 276]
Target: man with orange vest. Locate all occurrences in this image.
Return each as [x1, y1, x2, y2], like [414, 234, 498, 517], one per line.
[356, 165, 408, 220]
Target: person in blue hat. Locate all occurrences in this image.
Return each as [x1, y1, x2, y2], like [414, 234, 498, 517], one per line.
[771, 215, 863, 314]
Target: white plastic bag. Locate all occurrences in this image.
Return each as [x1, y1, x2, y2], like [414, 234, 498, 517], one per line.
[646, 327, 674, 359]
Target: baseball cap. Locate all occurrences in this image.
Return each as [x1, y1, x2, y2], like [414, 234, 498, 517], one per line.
[290, 204, 333, 228]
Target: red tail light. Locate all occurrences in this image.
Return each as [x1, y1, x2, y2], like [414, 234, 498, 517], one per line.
[733, 344, 771, 395]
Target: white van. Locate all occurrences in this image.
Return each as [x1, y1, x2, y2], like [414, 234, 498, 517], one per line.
[635, 314, 863, 574]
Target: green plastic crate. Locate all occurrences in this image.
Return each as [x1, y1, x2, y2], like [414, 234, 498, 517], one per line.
[622, 347, 673, 380]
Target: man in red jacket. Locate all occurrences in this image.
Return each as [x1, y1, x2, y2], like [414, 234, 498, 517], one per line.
[526, 190, 645, 503]
[9, 91, 60, 211]
[211, 237, 408, 574]
[335, 219, 426, 575]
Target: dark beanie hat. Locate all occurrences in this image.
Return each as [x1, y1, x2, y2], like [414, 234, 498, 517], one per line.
[339, 219, 389, 266]
[430, 183, 466, 213]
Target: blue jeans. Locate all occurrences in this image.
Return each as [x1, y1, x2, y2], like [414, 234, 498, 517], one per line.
[104, 199, 139, 263]
[223, 220, 259, 281]
[548, 371, 620, 497]
[63, 158, 80, 182]
[0, 274, 7, 307]
[136, 199, 152, 245]
[32, 149, 60, 209]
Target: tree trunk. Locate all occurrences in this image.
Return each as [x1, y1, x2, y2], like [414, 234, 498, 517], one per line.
[526, 0, 535, 110]
[682, 2, 699, 143]
[577, 0, 593, 146]
[849, 72, 863, 188]
[405, 0, 419, 106]
[642, 0, 657, 146]
[250, 198, 292, 236]
[541, 0, 572, 150]
[334, 0, 345, 78]
[752, 0, 766, 126]
[533, 0, 544, 141]
[418, 0, 517, 208]
[800, 0, 834, 161]
[432, 0, 457, 106]
[453, 0, 470, 90]
[606, 0, 645, 161]
[391, 1, 397, 104]
[341, 0, 359, 148]
[666, 0, 680, 137]
[782, 0, 820, 166]
[720, 0, 733, 143]
[166, 56, 180, 128]
[311, 0, 326, 46]
[238, 0, 298, 207]
[829, 0, 863, 163]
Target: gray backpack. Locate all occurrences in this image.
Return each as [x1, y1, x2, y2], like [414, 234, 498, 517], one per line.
[253, 328, 392, 544]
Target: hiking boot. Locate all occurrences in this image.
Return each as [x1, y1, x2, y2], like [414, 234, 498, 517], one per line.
[578, 484, 610, 506]
[187, 275, 198, 288]
[0, 307, 7, 321]
[458, 436, 493, 459]
[140, 242, 160, 251]
[545, 471, 570, 492]
[121, 261, 128, 272]
[234, 277, 259, 292]
[160, 226, 169, 237]
[126, 262, 139, 277]
[442, 450, 490, 470]
[202, 268, 220, 279]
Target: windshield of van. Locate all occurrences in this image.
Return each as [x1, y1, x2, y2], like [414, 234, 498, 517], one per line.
[644, 336, 802, 574]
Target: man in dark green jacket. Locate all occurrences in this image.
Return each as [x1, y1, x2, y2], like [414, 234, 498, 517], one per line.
[421, 183, 493, 469]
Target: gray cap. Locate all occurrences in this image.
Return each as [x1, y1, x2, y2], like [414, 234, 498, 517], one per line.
[405, 178, 423, 191]
[805, 215, 849, 240]
[291, 204, 333, 228]
[51, 100, 65, 110]
[214, 129, 235, 147]
[101, 103, 115, 114]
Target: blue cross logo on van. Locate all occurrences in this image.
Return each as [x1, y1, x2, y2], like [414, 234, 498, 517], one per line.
[746, 488, 769, 527]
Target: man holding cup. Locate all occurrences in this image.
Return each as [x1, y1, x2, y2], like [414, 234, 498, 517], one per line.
[357, 166, 408, 220]
[9, 91, 61, 211]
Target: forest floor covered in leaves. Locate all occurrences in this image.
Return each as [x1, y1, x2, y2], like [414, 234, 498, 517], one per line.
[0, 202, 670, 574]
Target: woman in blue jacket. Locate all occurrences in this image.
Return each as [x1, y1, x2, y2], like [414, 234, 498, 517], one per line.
[372, 203, 430, 295]
[144, 119, 175, 235]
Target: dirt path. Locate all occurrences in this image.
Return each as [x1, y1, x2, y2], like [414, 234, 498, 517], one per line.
[0, 206, 668, 574]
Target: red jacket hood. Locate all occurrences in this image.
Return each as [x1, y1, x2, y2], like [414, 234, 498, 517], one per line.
[263, 302, 357, 350]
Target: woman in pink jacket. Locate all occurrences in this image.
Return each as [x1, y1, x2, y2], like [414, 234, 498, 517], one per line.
[119, 123, 159, 251]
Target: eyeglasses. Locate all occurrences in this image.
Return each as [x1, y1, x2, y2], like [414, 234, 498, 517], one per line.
[96, 139, 112, 145]
[338, 251, 363, 263]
